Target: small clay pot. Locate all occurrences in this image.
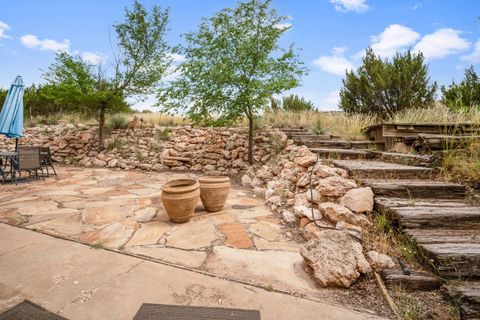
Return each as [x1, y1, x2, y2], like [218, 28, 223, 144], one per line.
[198, 176, 231, 212]
[161, 178, 200, 223]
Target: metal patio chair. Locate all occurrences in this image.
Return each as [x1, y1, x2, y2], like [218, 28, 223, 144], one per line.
[12, 147, 45, 184]
[40, 146, 57, 177]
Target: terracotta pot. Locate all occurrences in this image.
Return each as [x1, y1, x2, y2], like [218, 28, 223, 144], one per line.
[198, 176, 231, 212]
[161, 178, 200, 223]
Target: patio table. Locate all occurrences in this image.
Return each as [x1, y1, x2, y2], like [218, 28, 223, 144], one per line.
[0, 151, 18, 184]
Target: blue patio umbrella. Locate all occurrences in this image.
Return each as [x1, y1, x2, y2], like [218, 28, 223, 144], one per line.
[0, 76, 24, 151]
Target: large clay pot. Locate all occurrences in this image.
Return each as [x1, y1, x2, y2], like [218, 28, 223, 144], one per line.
[198, 176, 231, 212]
[161, 178, 200, 223]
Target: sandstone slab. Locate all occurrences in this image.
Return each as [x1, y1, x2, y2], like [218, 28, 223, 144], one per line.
[218, 222, 253, 249]
[125, 222, 171, 247]
[166, 218, 217, 249]
[126, 245, 206, 268]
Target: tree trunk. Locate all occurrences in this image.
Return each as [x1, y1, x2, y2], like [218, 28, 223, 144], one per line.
[248, 115, 254, 165]
[98, 106, 105, 151]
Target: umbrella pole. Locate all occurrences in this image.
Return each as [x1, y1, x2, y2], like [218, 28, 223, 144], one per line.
[15, 138, 18, 153]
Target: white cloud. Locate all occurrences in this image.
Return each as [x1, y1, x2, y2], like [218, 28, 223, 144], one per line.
[0, 21, 11, 39]
[322, 90, 341, 109]
[81, 51, 106, 65]
[410, 3, 421, 10]
[20, 34, 70, 52]
[330, 0, 369, 13]
[170, 53, 186, 63]
[370, 24, 420, 57]
[274, 22, 292, 30]
[413, 28, 470, 59]
[313, 54, 354, 76]
[462, 39, 480, 63]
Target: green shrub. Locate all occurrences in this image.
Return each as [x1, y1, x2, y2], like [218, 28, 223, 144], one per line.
[442, 66, 480, 112]
[106, 114, 129, 130]
[340, 48, 437, 119]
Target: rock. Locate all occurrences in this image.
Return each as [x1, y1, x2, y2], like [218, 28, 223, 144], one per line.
[319, 202, 370, 227]
[281, 210, 296, 223]
[305, 189, 321, 204]
[241, 175, 252, 186]
[266, 195, 282, 207]
[300, 230, 372, 287]
[340, 187, 374, 213]
[92, 158, 107, 167]
[367, 251, 395, 271]
[251, 177, 264, 187]
[336, 221, 362, 240]
[293, 205, 321, 221]
[294, 155, 316, 168]
[134, 207, 157, 223]
[316, 176, 358, 197]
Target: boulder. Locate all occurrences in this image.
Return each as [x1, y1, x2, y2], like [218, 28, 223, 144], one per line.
[316, 176, 358, 197]
[340, 187, 374, 213]
[319, 202, 370, 227]
[305, 189, 321, 204]
[367, 251, 395, 271]
[293, 205, 321, 221]
[281, 210, 296, 223]
[300, 230, 371, 288]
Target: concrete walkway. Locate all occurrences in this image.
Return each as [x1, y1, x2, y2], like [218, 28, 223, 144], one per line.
[0, 223, 384, 320]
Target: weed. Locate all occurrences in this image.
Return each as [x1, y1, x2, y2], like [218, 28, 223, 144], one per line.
[269, 132, 286, 156]
[396, 294, 422, 320]
[91, 243, 103, 250]
[107, 138, 126, 151]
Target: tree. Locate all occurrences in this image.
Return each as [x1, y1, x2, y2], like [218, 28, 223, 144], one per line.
[44, 1, 172, 149]
[442, 66, 480, 112]
[159, 0, 306, 164]
[339, 48, 437, 119]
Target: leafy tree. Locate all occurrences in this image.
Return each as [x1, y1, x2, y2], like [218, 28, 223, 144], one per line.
[339, 48, 437, 119]
[442, 66, 480, 112]
[44, 1, 171, 149]
[159, 0, 306, 164]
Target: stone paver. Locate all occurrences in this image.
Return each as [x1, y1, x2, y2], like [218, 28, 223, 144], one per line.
[166, 218, 218, 250]
[124, 221, 171, 247]
[0, 224, 383, 320]
[218, 222, 254, 249]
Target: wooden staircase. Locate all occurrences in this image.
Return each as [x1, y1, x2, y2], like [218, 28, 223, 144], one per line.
[281, 127, 480, 319]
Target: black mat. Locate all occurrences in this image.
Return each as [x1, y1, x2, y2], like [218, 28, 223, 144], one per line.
[134, 303, 261, 320]
[0, 300, 67, 320]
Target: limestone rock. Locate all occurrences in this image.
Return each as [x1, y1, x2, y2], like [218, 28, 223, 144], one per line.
[367, 250, 395, 271]
[319, 202, 370, 227]
[281, 210, 296, 223]
[336, 221, 362, 240]
[316, 176, 358, 197]
[305, 189, 321, 204]
[340, 187, 374, 213]
[300, 230, 372, 287]
[293, 205, 321, 221]
[241, 175, 252, 186]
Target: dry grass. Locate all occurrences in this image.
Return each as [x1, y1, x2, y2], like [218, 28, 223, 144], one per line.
[259, 110, 377, 140]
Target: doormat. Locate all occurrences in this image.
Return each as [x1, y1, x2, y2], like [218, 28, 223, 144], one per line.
[0, 300, 67, 320]
[134, 303, 261, 320]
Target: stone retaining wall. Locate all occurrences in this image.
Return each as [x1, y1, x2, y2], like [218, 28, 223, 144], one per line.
[0, 123, 287, 176]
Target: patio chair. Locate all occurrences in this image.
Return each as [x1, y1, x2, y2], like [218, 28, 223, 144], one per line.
[12, 147, 45, 184]
[40, 146, 57, 177]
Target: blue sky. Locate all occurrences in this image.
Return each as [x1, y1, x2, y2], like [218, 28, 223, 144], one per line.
[1, 0, 479, 110]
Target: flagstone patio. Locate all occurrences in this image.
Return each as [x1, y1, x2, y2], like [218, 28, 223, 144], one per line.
[0, 166, 318, 297]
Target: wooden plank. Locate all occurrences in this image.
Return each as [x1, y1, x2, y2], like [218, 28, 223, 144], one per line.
[371, 151, 432, 167]
[290, 134, 331, 140]
[375, 197, 467, 209]
[390, 206, 480, 229]
[295, 140, 353, 149]
[366, 180, 466, 199]
[374, 272, 400, 319]
[310, 148, 371, 160]
[421, 243, 480, 277]
[405, 229, 480, 244]
[381, 269, 441, 291]
[332, 160, 432, 179]
[446, 284, 480, 320]
[414, 134, 480, 151]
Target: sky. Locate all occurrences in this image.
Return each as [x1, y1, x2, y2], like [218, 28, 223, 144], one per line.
[0, 0, 479, 111]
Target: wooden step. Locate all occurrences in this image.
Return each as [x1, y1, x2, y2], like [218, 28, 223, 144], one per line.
[295, 139, 383, 150]
[375, 197, 467, 209]
[290, 134, 331, 140]
[310, 148, 372, 160]
[332, 160, 432, 179]
[388, 206, 480, 229]
[422, 243, 480, 277]
[405, 229, 480, 244]
[366, 180, 466, 199]
[381, 269, 441, 291]
[446, 284, 480, 319]
[371, 151, 432, 167]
